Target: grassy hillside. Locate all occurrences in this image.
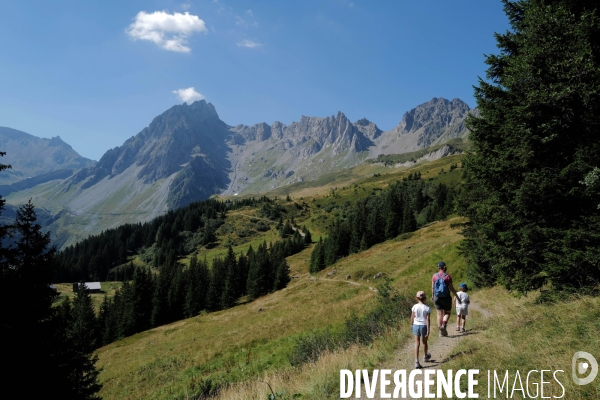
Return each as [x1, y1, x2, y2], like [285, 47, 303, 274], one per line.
[177, 154, 464, 267]
[90, 153, 597, 399]
[94, 155, 469, 399]
[443, 288, 600, 399]
[96, 216, 467, 400]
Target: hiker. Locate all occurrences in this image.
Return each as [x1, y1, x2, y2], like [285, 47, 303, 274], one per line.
[431, 261, 461, 337]
[455, 283, 470, 332]
[411, 290, 431, 369]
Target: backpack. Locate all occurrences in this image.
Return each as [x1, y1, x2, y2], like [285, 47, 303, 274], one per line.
[434, 272, 450, 297]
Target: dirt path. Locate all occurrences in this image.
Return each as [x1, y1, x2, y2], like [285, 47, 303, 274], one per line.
[371, 300, 491, 400]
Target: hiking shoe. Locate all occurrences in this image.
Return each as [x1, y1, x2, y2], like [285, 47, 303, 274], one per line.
[461, 327, 466, 333]
[415, 361, 423, 369]
[440, 324, 448, 337]
[424, 353, 431, 362]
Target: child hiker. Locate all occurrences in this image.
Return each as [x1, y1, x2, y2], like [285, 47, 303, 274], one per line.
[454, 283, 470, 332]
[411, 290, 431, 369]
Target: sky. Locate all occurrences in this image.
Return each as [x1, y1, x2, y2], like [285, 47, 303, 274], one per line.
[0, 0, 510, 161]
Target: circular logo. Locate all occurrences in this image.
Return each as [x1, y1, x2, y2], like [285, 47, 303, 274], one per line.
[572, 351, 598, 386]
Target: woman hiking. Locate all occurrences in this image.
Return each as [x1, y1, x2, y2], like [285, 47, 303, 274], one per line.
[431, 261, 461, 336]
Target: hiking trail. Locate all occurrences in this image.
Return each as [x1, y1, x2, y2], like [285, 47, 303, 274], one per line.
[371, 300, 492, 400]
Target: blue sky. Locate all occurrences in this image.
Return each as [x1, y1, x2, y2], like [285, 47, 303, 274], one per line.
[0, 0, 509, 161]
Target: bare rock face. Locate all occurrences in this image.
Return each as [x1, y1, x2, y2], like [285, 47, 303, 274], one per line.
[374, 98, 471, 154]
[354, 118, 383, 140]
[82, 101, 229, 188]
[231, 111, 376, 157]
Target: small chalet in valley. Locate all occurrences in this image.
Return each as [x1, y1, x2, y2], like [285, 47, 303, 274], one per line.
[72, 282, 102, 293]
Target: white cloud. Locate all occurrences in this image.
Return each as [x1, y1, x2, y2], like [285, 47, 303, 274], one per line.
[237, 39, 264, 48]
[126, 11, 207, 53]
[172, 87, 205, 103]
[246, 10, 253, 17]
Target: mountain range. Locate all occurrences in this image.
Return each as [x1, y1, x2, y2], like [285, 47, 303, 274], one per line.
[2, 97, 473, 248]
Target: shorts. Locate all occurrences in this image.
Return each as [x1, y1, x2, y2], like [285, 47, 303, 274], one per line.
[412, 324, 428, 337]
[434, 295, 452, 311]
[456, 307, 468, 316]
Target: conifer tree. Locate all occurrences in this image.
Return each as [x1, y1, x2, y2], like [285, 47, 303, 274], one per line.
[67, 284, 102, 398]
[460, 0, 600, 292]
[302, 225, 312, 244]
[221, 245, 238, 308]
[132, 266, 154, 332]
[151, 268, 171, 326]
[71, 284, 98, 353]
[97, 294, 111, 345]
[2, 198, 101, 398]
[236, 252, 249, 295]
[185, 254, 209, 317]
[207, 256, 227, 310]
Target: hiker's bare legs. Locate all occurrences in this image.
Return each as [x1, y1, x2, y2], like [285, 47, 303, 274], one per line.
[436, 309, 444, 331]
[442, 310, 450, 325]
[414, 335, 421, 361]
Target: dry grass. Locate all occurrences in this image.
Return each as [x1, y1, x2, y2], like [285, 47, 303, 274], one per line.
[442, 287, 600, 399]
[216, 334, 411, 400]
[95, 217, 467, 400]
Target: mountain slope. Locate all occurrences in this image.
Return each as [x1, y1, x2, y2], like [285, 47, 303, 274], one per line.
[372, 97, 471, 155]
[223, 112, 378, 195]
[0, 127, 95, 184]
[4, 97, 473, 248]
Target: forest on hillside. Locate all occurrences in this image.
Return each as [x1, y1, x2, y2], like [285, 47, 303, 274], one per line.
[311, 175, 457, 272]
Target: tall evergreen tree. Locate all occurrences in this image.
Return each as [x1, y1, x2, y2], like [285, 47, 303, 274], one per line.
[273, 259, 291, 291]
[460, 0, 600, 292]
[221, 245, 238, 309]
[185, 254, 209, 317]
[132, 267, 154, 332]
[67, 285, 102, 398]
[2, 198, 101, 398]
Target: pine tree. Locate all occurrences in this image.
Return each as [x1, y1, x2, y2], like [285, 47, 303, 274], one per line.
[273, 259, 291, 291]
[97, 295, 111, 345]
[185, 254, 209, 317]
[207, 256, 227, 310]
[67, 284, 102, 398]
[132, 267, 154, 332]
[151, 267, 171, 327]
[2, 199, 101, 398]
[221, 245, 238, 309]
[460, 0, 600, 292]
[71, 284, 98, 353]
[302, 225, 312, 244]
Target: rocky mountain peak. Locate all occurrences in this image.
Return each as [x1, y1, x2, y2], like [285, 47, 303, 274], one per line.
[396, 97, 470, 133]
[353, 118, 382, 140]
[391, 97, 470, 148]
[79, 100, 230, 189]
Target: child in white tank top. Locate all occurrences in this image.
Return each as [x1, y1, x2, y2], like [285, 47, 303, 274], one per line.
[411, 291, 431, 369]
